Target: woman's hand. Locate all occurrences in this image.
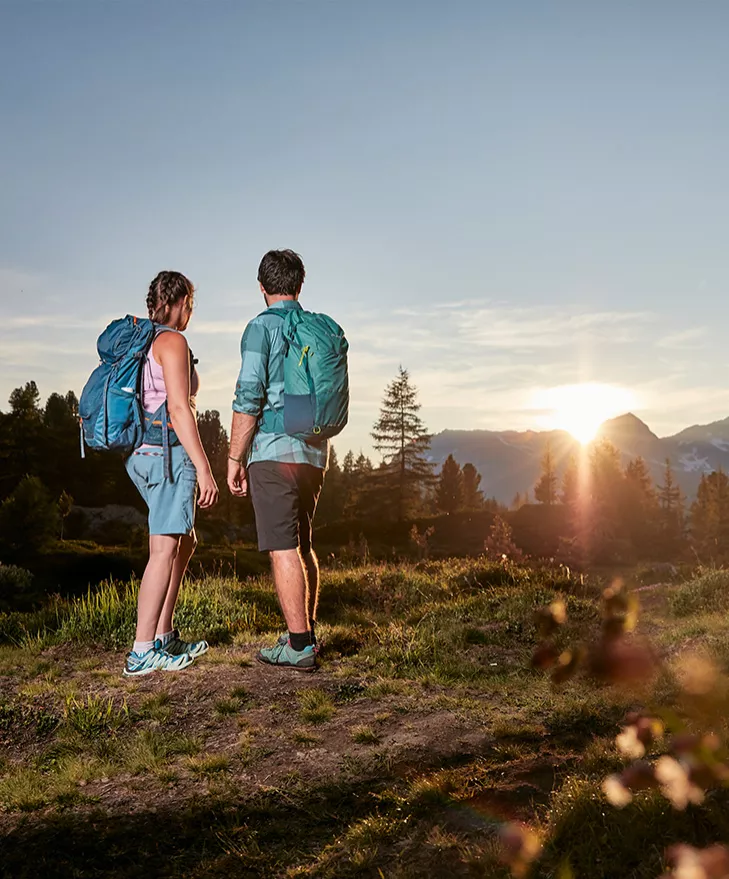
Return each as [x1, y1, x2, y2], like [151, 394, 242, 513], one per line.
[198, 468, 219, 509]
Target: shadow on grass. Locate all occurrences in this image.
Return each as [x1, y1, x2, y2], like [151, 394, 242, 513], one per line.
[1, 778, 384, 879]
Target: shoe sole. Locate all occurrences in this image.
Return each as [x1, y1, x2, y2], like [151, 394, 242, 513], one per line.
[122, 666, 158, 677]
[255, 652, 317, 673]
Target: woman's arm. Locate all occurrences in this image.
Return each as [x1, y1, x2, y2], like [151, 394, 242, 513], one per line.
[155, 332, 218, 508]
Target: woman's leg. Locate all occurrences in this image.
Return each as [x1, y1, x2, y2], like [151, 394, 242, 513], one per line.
[135, 534, 181, 643]
[156, 530, 197, 636]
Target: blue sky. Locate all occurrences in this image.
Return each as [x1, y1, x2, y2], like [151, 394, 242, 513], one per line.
[1, 0, 729, 456]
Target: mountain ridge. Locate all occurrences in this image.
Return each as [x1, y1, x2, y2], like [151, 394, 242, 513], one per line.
[429, 412, 728, 504]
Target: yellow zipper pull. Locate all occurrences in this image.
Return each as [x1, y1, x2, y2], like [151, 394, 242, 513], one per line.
[298, 345, 310, 367]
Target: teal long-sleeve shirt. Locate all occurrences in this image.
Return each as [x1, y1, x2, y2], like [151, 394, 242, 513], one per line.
[232, 300, 329, 469]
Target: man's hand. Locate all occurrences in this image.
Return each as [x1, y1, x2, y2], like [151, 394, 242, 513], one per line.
[227, 459, 248, 497]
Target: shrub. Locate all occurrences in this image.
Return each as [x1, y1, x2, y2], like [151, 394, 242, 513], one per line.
[670, 568, 729, 617]
[0, 476, 60, 557]
[0, 562, 33, 610]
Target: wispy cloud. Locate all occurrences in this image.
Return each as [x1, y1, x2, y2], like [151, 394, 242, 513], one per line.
[0, 272, 726, 456]
[655, 327, 708, 350]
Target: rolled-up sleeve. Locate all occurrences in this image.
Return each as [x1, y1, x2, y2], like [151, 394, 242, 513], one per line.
[232, 320, 269, 415]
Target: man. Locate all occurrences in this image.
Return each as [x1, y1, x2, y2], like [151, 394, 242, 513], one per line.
[228, 249, 328, 672]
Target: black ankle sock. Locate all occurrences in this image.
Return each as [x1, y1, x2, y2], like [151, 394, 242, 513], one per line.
[289, 630, 312, 652]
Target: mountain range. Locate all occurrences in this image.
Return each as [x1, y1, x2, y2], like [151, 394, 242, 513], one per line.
[429, 413, 729, 504]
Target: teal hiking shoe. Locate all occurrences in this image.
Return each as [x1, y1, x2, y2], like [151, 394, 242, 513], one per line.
[164, 629, 209, 659]
[257, 640, 318, 673]
[123, 640, 195, 677]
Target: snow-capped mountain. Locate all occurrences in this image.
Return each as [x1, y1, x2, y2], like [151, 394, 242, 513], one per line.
[428, 413, 728, 504]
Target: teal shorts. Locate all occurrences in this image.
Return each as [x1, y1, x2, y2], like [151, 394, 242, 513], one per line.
[125, 444, 198, 536]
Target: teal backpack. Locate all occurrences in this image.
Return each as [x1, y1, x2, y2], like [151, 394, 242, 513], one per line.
[78, 318, 187, 479]
[259, 309, 349, 442]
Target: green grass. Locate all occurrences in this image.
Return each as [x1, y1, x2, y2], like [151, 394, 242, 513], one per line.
[64, 694, 129, 737]
[4, 558, 729, 878]
[136, 692, 173, 722]
[670, 567, 729, 617]
[298, 689, 336, 725]
[350, 724, 380, 745]
[187, 753, 230, 776]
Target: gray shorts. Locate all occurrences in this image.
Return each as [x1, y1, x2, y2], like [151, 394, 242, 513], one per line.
[248, 461, 324, 553]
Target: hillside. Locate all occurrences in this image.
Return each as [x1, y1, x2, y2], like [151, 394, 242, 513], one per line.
[429, 412, 729, 503]
[3, 561, 729, 877]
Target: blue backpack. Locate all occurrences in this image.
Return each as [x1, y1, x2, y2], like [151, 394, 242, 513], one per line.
[78, 316, 181, 477]
[259, 309, 349, 442]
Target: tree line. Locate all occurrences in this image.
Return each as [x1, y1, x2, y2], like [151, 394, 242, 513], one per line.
[525, 437, 728, 564]
[3, 372, 726, 565]
[0, 369, 493, 556]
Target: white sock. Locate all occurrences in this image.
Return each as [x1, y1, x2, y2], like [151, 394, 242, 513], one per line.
[132, 640, 155, 656]
[155, 630, 175, 647]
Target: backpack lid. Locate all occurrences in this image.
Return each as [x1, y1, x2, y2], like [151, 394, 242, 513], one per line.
[97, 315, 154, 362]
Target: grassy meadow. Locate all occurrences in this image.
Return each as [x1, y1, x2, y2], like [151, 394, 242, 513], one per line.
[2, 558, 729, 878]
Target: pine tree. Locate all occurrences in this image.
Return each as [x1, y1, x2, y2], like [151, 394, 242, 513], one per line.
[58, 490, 74, 540]
[436, 454, 463, 514]
[657, 458, 685, 557]
[484, 515, 523, 562]
[561, 455, 579, 507]
[623, 456, 659, 556]
[371, 367, 434, 520]
[690, 470, 729, 561]
[585, 438, 626, 562]
[534, 441, 558, 505]
[317, 447, 346, 524]
[197, 410, 231, 519]
[462, 463, 484, 510]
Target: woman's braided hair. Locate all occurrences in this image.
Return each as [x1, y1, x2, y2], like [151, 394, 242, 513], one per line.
[146, 271, 194, 324]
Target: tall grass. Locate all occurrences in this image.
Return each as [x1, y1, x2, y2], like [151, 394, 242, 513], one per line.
[670, 568, 729, 617]
[0, 575, 273, 648]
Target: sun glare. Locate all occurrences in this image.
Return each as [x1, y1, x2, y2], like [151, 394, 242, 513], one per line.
[534, 383, 637, 444]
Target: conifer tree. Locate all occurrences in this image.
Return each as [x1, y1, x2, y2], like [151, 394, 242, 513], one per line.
[561, 455, 579, 507]
[436, 454, 464, 514]
[657, 458, 685, 556]
[534, 441, 558, 505]
[371, 367, 434, 520]
[690, 470, 729, 560]
[462, 463, 484, 510]
[484, 515, 523, 561]
[623, 456, 659, 556]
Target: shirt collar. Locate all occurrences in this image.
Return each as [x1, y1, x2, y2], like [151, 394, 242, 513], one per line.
[267, 300, 302, 312]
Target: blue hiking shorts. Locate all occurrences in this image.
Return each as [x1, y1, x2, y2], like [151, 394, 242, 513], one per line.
[125, 444, 198, 536]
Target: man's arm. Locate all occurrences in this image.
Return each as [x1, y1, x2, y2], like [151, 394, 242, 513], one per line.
[228, 320, 269, 497]
[227, 411, 257, 496]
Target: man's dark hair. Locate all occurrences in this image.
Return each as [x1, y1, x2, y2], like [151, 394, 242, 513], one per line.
[257, 249, 306, 297]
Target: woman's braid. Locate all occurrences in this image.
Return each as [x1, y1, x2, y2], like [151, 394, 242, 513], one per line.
[146, 271, 194, 323]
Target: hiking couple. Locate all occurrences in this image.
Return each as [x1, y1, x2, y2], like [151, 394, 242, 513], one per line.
[81, 250, 347, 678]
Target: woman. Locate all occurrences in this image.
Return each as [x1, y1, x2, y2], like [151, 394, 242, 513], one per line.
[123, 271, 219, 676]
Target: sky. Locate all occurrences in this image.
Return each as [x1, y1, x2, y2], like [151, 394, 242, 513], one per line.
[1, 0, 729, 457]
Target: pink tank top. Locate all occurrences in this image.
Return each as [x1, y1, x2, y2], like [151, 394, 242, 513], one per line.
[138, 331, 199, 449]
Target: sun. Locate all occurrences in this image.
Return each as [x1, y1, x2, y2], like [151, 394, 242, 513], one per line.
[533, 383, 637, 444]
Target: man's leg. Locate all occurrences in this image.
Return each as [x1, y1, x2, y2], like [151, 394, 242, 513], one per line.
[302, 550, 320, 627]
[270, 548, 310, 635]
